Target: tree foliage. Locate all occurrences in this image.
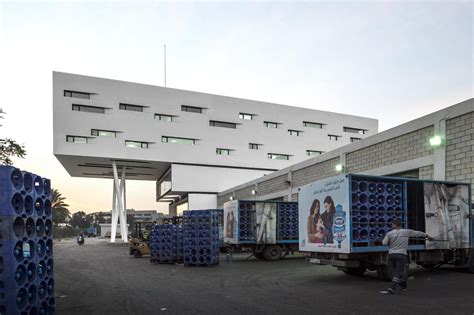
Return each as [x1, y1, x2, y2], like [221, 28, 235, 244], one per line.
[0, 109, 26, 165]
[69, 211, 93, 229]
[52, 188, 71, 225]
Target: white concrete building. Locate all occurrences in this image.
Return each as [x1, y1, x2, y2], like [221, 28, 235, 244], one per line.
[53, 71, 378, 220]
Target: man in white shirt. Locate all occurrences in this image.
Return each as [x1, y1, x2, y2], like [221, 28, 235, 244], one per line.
[381, 220, 433, 294]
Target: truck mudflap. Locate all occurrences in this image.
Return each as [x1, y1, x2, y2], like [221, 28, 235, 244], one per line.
[309, 258, 361, 268]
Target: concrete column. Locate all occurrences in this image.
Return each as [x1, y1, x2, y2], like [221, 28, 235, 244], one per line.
[110, 179, 118, 243]
[169, 204, 177, 217]
[433, 119, 447, 180]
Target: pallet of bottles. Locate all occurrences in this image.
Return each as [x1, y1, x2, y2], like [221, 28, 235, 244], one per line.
[351, 178, 405, 248]
[0, 166, 55, 315]
[183, 210, 220, 267]
[150, 224, 183, 264]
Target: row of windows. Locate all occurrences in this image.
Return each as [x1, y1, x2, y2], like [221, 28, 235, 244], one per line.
[65, 90, 369, 135]
[66, 134, 323, 159]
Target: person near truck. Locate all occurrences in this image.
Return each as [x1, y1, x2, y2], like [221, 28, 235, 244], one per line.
[381, 220, 433, 294]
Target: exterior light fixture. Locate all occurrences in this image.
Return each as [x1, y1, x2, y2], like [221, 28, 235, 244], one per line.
[229, 196, 234, 200]
[335, 164, 344, 172]
[251, 190, 257, 195]
[429, 135, 442, 147]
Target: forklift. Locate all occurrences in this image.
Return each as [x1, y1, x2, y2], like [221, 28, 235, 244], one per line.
[129, 221, 153, 258]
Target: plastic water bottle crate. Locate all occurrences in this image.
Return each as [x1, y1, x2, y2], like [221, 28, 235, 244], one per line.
[237, 202, 256, 241]
[0, 166, 55, 315]
[150, 225, 183, 264]
[276, 202, 298, 240]
[350, 179, 404, 247]
[183, 210, 219, 267]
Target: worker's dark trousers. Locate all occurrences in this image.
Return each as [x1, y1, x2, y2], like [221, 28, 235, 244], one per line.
[389, 254, 408, 290]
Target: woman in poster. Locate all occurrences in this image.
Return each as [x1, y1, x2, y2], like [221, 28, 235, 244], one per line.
[307, 199, 323, 243]
[322, 196, 336, 243]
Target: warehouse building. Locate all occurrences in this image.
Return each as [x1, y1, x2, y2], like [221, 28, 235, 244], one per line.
[53, 72, 378, 218]
[217, 98, 474, 206]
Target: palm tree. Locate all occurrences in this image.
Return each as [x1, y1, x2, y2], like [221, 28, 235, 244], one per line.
[52, 188, 71, 226]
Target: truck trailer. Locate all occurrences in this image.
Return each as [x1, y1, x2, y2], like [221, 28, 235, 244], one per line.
[223, 200, 299, 261]
[298, 174, 473, 280]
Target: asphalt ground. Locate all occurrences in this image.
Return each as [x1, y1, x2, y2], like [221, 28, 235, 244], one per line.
[54, 238, 474, 315]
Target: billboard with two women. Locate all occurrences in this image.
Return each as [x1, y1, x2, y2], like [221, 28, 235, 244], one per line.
[298, 175, 351, 253]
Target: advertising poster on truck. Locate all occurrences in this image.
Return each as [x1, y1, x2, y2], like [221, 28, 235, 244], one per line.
[423, 182, 470, 249]
[224, 200, 238, 244]
[299, 175, 350, 253]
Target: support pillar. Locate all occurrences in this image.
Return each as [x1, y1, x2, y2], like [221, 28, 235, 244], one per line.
[110, 161, 128, 243]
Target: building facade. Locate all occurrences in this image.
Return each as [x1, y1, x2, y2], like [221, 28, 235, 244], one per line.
[217, 99, 474, 206]
[53, 71, 378, 215]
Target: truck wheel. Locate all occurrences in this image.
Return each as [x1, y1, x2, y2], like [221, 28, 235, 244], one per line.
[263, 245, 283, 261]
[134, 250, 142, 258]
[467, 250, 474, 274]
[343, 262, 367, 276]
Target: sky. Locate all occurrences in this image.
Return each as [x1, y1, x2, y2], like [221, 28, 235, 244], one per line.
[0, 0, 472, 214]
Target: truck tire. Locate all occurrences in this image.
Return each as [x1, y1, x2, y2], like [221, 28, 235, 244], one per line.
[342, 266, 367, 276]
[263, 245, 283, 261]
[467, 249, 474, 274]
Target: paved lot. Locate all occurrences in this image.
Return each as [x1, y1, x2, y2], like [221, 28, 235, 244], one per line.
[54, 238, 474, 314]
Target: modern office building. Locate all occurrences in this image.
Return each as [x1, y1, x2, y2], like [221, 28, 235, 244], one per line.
[53, 72, 378, 222]
[217, 98, 474, 206]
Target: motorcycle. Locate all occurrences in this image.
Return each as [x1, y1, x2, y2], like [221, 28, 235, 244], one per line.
[77, 235, 85, 245]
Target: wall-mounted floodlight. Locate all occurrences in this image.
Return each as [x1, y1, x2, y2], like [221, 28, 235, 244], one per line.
[229, 196, 234, 200]
[335, 164, 344, 172]
[429, 135, 442, 147]
[251, 190, 257, 195]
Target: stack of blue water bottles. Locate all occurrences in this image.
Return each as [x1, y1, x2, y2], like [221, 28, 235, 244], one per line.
[276, 202, 299, 241]
[150, 224, 183, 264]
[0, 166, 55, 315]
[183, 210, 219, 267]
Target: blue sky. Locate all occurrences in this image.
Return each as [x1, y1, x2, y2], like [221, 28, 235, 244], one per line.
[0, 1, 472, 213]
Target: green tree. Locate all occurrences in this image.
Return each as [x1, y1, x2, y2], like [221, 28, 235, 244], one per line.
[70, 211, 92, 229]
[0, 109, 26, 165]
[52, 188, 71, 225]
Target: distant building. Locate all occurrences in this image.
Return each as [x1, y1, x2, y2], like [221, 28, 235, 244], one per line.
[126, 209, 163, 222]
[99, 223, 129, 237]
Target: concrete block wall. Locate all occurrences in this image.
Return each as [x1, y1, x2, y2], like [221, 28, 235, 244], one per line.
[292, 158, 340, 188]
[235, 185, 256, 200]
[257, 174, 289, 196]
[419, 165, 434, 180]
[346, 126, 434, 173]
[445, 111, 474, 196]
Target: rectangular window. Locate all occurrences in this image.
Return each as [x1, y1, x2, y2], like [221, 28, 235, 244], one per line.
[306, 150, 323, 157]
[350, 137, 362, 142]
[72, 104, 105, 114]
[91, 129, 116, 137]
[64, 90, 91, 99]
[268, 153, 290, 160]
[161, 136, 196, 145]
[288, 129, 302, 136]
[264, 121, 279, 128]
[209, 120, 237, 129]
[249, 143, 260, 150]
[239, 113, 254, 120]
[303, 121, 324, 129]
[343, 126, 367, 134]
[119, 103, 144, 112]
[66, 135, 88, 143]
[216, 148, 231, 155]
[328, 134, 341, 141]
[125, 140, 149, 149]
[155, 114, 174, 122]
[181, 105, 204, 113]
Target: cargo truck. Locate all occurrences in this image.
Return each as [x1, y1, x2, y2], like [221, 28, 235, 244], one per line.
[298, 174, 473, 280]
[223, 200, 299, 261]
